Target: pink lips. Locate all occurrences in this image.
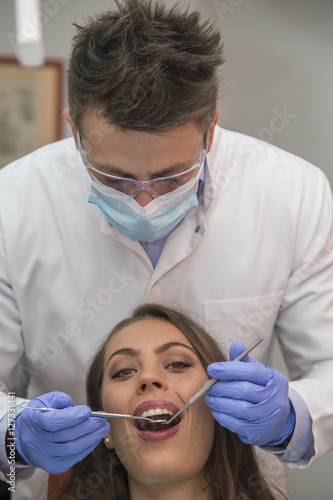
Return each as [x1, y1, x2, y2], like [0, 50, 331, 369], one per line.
[133, 399, 182, 442]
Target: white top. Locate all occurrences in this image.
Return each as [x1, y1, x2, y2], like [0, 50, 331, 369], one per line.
[1, 126, 332, 497]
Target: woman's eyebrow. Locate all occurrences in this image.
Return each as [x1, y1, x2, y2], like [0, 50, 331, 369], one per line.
[105, 342, 195, 367]
[105, 348, 139, 367]
[154, 342, 196, 354]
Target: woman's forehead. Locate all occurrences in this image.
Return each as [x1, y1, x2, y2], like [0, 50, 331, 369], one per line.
[105, 318, 192, 355]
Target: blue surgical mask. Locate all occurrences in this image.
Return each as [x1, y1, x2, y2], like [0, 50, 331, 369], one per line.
[88, 165, 203, 242]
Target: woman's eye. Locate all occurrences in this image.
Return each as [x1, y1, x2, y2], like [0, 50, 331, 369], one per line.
[111, 367, 136, 379]
[167, 361, 192, 370]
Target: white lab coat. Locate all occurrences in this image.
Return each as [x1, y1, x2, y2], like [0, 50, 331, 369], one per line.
[0, 126, 333, 499]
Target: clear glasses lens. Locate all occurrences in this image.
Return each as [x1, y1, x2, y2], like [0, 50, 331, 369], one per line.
[78, 132, 205, 197]
[91, 161, 203, 197]
[101, 177, 137, 195]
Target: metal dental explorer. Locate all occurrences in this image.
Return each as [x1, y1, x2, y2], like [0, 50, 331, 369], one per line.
[163, 336, 264, 425]
[20, 407, 167, 424]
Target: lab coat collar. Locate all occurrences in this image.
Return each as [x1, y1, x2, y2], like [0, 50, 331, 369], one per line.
[98, 140, 218, 282]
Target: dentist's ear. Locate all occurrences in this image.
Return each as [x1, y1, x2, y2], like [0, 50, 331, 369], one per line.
[63, 108, 78, 148]
[206, 108, 220, 154]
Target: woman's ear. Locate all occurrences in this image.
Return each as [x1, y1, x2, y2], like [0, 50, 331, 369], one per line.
[103, 432, 114, 450]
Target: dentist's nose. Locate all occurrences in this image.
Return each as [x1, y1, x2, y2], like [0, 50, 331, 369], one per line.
[133, 189, 155, 207]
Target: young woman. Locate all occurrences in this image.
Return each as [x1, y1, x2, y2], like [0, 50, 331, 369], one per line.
[54, 304, 283, 500]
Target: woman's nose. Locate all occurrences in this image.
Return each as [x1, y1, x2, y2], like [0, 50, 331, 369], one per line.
[137, 372, 166, 393]
[140, 380, 162, 392]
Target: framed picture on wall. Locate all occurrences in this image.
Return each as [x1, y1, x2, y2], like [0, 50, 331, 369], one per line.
[0, 57, 63, 169]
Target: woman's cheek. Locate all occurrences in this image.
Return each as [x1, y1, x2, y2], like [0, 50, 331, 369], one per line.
[103, 385, 129, 413]
[102, 385, 117, 412]
[184, 374, 209, 399]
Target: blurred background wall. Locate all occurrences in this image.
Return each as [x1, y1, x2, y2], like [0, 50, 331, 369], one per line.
[0, 1, 332, 498]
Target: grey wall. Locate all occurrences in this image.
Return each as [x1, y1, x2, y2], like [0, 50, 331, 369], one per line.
[1, 1, 333, 498]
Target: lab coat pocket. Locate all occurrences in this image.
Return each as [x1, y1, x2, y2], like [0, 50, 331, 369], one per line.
[203, 293, 283, 353]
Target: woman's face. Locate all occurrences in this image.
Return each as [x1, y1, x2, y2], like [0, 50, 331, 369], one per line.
[102, 318, 215, 491]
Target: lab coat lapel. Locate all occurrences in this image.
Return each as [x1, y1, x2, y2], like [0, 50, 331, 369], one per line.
[99, 215, 154, 269]
[147, 159, 216, 290]
[147, 204, 206, 290]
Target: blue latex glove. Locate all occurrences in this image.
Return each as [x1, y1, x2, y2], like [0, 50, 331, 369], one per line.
[205, 341, 295, 446]
[14, 392, 110, 474]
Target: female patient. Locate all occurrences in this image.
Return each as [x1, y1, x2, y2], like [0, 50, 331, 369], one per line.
[55, 303, 283, 500]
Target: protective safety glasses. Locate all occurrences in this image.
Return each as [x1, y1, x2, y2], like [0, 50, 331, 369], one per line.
[77, 132, 207, 198]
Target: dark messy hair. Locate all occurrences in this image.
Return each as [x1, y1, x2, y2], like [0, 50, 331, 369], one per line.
[56, 303, 283, 500]
[67, 0, 224, 133]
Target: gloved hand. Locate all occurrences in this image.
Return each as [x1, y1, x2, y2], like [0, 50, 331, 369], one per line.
[205, 341, 295, 446]
[14, 391, 110, 474]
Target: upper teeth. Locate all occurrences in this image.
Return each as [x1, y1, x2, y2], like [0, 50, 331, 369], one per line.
[140, 408, 175, 418]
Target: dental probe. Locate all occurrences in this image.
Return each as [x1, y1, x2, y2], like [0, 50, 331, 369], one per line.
[21, 407, 167, 424]
[164, 336, 264, 425]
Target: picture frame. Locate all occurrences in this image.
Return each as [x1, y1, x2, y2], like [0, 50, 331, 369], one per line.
[0, 57, 63, 169]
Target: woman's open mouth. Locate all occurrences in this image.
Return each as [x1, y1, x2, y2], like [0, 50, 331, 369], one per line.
[136, 408, 181, 431]
[133, 400, 182, 440]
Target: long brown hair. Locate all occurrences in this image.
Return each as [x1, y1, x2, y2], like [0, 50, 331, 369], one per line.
[57, 303, 282, 499]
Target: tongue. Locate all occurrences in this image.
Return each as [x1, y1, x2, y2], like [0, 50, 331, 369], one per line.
[138, 415, 179, 432]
